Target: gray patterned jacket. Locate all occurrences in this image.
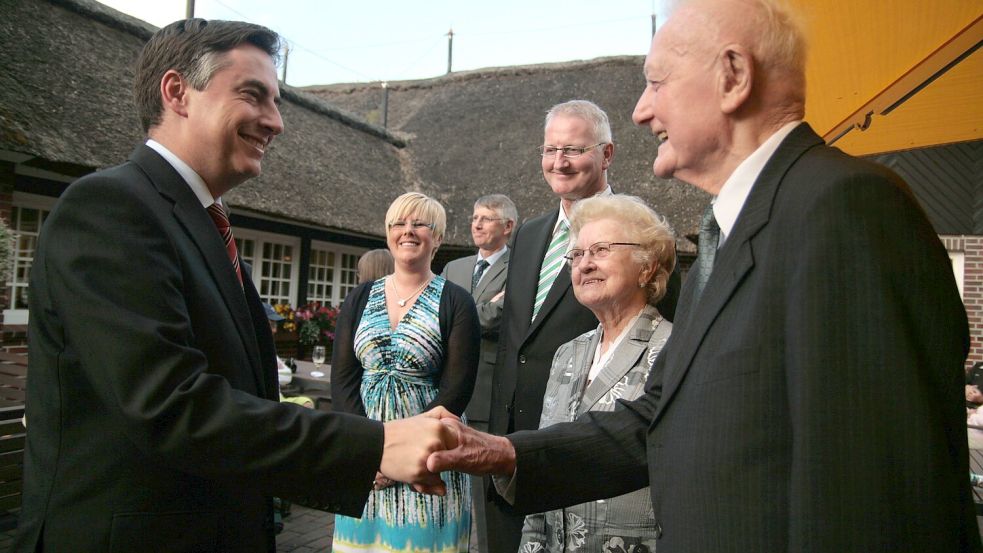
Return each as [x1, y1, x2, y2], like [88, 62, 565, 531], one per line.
[519, 304, 671, 553]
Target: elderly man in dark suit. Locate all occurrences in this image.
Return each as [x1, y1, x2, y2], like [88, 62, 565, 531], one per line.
[442, 193, 516, 552]
[428, 0, 979, 551]
[16, 19, 450, 553]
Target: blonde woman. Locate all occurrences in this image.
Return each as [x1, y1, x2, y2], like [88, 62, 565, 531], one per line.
[332, 192, 479, 553]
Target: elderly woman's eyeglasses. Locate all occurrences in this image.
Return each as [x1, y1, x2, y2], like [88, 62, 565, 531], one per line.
[564, 242, 641, 267]
[538, 143, 605, 158]
[388, 220, 434, 232]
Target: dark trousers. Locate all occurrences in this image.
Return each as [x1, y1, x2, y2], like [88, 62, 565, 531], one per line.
[483, 485, 525, 553]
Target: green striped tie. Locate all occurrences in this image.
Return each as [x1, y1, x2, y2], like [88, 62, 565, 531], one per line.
[531, 220, 569, 322]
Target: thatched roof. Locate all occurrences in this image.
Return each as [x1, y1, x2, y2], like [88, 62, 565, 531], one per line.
[0, 0, 414, 240]
[304, 60, 709, 252]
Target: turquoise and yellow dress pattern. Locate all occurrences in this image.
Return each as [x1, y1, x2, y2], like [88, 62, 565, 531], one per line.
[333, 276, 470, 553]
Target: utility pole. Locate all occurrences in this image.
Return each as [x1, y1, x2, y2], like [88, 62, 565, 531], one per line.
[186, 0, 195, 19]
[446, 29, 454, 74]
[381, 82, 389, 129]
[281, 44, 289, 84]
[651, 13, 657, 36]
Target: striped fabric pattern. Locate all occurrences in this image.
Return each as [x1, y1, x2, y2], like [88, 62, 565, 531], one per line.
[333, 276, 470, 553]
[531, 220, 569, 322]
[206, 202, 242, 284]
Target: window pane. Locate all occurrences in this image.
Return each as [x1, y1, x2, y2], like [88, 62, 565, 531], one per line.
[9, 206, 49, 310]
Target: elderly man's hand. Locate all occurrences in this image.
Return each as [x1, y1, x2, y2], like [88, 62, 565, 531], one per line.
[380, 414, 458, 495]
[426, 417, 516, 477]
[967, 385, 983, 404]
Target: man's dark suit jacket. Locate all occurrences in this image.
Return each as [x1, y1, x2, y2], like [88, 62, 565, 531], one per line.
[16, 145, 383, 552]
[506, 124, 980, 552]
[484, 204, 679, 553]
[442, 251, 509, 426]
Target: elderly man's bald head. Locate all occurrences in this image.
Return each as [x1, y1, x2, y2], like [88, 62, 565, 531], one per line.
[665, 0, 807, 112]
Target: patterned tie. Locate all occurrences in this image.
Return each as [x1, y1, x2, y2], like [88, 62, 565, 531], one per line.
[472, 259, 490, 292]
[207, 202, 243, 284]
[532, 220, 569, 322]
[693, 203, 719, 301]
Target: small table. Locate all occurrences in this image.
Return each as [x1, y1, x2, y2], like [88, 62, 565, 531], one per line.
[283, 360, 332, 410]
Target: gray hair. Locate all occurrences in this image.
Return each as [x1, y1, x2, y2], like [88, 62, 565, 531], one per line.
[569, 195, 676, 305]
[544, 100, 613, 145]
[474, 194, 518, 224]
[666, 0, 807, 108]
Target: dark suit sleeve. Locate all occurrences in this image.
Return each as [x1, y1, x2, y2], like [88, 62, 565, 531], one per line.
[783, 170, 973, 549]
[504, 349, 664, 514]
[330, 282, 371, 416]
[425, 282, 480, 415]
[39, 175, 381, 514]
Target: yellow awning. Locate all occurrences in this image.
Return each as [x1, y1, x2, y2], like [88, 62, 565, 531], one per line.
[795, 0, 982, 156]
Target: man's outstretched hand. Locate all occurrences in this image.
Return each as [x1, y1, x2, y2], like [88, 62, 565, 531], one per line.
[380, 414, 459, 495]
[423, 407, 516, 477]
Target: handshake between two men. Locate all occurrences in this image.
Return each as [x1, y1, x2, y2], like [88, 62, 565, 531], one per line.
[381, 406, 514, 494]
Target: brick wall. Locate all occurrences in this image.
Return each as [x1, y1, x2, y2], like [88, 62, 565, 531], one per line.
[0, 162, 14, 330]
[941, 235, 982, 371]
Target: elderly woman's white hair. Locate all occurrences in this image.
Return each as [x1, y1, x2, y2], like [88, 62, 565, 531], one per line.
[569, 195, 676, 305]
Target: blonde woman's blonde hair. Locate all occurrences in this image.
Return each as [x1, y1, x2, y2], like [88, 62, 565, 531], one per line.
[569, 195, 676, 305]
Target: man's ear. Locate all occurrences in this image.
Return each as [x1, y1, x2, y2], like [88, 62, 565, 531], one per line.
[601, 142, 615, 170]
[718, 44, 753, 114]
[503, 219, 515, 237]
[160, 69, 191, 118]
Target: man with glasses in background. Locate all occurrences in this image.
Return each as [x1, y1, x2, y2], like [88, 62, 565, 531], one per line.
[482, 100, 677, 553]
[442, 194, 517, 552]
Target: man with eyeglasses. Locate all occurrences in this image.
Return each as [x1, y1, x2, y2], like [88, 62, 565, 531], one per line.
[441, 194, 517, 553]
[479, 100, 678, 553]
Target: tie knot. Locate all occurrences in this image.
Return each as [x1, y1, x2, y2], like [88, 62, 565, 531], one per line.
[207, 203, 230, 230]
[476, 260, 490, 270]
[700, 204, 719, 234]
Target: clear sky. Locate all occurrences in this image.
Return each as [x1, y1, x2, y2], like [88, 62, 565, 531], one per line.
[96, 0, 664, 88]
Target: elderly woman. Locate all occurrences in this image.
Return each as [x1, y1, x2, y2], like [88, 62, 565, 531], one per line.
[331, 192, 479, 553]
[519, 194, 674, 553]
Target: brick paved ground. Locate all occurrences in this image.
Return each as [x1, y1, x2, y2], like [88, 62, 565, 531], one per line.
[276, 505, 335, 552]
[0, 506, 335, 553]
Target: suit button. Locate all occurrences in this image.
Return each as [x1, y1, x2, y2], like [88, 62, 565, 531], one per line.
[519, 355, 527, 364]
[654, 522, 662, 539]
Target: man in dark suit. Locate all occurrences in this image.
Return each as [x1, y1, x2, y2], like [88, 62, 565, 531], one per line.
[428, 1, 980, 551]
[16, 19, 450, 553]
[442, 193, 516, 552]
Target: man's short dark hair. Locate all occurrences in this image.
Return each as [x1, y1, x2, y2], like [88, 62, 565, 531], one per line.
[134, 19, 281, 133]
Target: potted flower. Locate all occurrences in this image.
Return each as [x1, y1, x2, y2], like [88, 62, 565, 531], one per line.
[270, 303, 300, 358]
[295, 302, 341, 360]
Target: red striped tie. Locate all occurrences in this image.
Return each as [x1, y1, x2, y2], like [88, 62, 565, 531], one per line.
[207, 203, 243, 284]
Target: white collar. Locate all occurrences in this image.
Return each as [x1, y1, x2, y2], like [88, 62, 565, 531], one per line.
[478, 245, 508, 267]
[556, 184, 613, 233]
[712, 122, 801, 244]
[146, 139, 219, 210]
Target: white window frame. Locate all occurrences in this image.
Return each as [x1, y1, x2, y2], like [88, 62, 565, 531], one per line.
[307, 240, 367, 307]
[234, 228, 300, 307]
[4, 193, 57, 324]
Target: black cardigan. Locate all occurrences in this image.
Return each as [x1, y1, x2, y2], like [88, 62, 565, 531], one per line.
[330, 278, 480, 417]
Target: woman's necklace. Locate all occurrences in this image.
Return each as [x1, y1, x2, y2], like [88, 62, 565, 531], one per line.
[389, 275, 432, 307]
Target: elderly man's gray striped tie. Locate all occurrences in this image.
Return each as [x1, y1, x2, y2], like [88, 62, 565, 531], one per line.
[531, 220, 569, 321]
[693, 203, 719, 301]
